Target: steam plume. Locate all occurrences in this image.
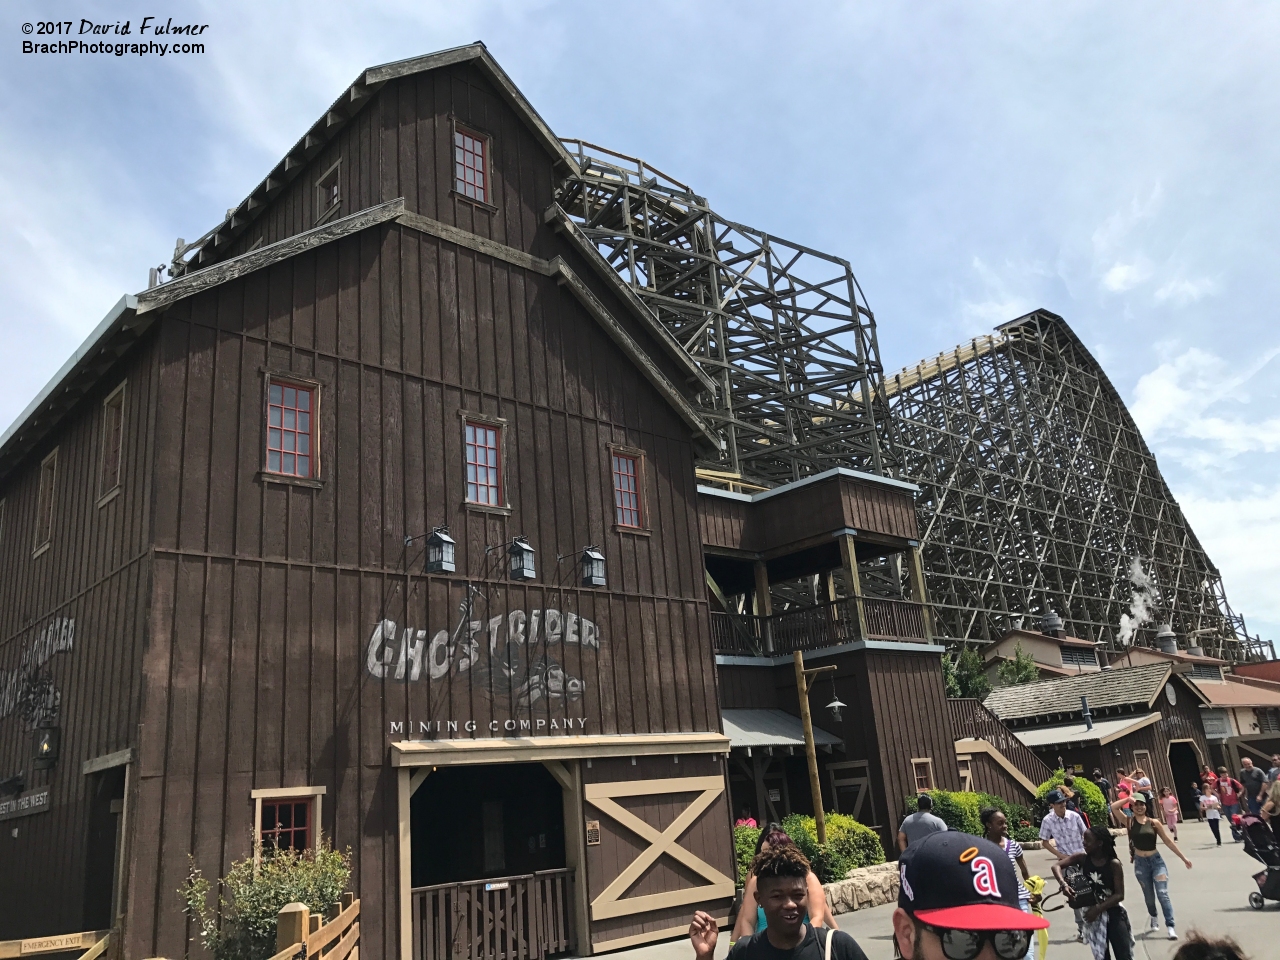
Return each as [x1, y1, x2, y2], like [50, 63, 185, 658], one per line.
[1116, 558, 1156, 646]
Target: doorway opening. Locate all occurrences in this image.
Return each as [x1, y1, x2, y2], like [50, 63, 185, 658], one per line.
[1168, 741, 1202, 821]
[411, 762, 565, 885]
[83, 766, 126, 929]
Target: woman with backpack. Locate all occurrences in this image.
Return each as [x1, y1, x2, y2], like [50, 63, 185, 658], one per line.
[1052, 824, 1132, 960]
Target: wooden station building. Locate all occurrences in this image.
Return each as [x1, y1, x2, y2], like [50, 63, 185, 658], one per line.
[0, 44, 954, 960]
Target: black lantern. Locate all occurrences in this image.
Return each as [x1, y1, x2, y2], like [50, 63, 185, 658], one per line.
[509, 537, 536, 581]
[33, 721, 59, 771]
[426, 526, 456, 574]
[581, 547, 606, 587]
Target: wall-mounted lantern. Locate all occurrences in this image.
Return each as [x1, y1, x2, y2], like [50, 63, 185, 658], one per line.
[426, 526, 456, 574]
[509, 537, 536, 581]
[581, 547, 606, 587]
[33, 721, 59, 771]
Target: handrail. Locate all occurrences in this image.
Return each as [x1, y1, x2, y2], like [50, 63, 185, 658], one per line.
[411, 867, 572, 894]
[269, 894, 359, 960]
[711, 596, 931, 655]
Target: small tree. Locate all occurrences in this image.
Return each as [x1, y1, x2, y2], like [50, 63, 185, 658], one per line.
[996, 642, 1040, 686]
[954, 647, 992, 701]
[181, 840, 351, 960]
[942, 652, 962, 698]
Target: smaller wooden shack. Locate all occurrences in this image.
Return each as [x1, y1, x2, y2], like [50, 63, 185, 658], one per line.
[984, 663, 1212, 806]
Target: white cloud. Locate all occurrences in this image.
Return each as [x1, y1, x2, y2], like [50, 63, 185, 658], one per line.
[1154, 276, 1217, 305]
[1102, 260, 1152, 292]
[1179, 488, 1280, 628]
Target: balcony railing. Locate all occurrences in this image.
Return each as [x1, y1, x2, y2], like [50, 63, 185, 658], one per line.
[711, 596, 930, 656]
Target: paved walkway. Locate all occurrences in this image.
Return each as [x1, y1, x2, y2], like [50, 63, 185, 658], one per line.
[591, 820, 1272, 960]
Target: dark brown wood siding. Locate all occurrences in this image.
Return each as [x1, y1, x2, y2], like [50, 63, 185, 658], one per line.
[862, 649, 960, 844]
[698, 474, 919, 558]
[715, 664, 779, 711]
[582, 754, 733, 948]
[225, 64, 557, 264]
[126, 214, 716, 955]
[0, 341, 158, 938]
[962, 753, 1036, 804]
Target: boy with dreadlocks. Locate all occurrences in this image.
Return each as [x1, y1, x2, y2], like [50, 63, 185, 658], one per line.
[690, 845, 870, 960]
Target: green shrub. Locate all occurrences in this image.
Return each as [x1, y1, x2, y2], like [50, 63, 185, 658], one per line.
[1034, 770, 1108, 826]
[779, 812, 884, 883]
[902, 790, 1040, 843]
[733, 825, 762, 885]
[181, 840, 351, 960]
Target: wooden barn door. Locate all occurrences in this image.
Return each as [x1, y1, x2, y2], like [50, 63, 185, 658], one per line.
[582, 756, 735, 951]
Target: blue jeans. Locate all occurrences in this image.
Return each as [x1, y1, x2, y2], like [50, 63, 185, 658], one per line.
[1019, 901, 1034, 960]
[1133, 852, 1174, 926]
[1222, 802, 1240, 821]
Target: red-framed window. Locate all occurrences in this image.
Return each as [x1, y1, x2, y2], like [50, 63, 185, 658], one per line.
[267, 383, 315, 478]
[465, 421, 502, 505]
[261, 798, 312, 853]
[454, 127, 488, 204]
[612, 454, 643, 528]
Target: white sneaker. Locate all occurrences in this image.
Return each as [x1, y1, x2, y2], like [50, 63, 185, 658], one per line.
[1148, 917, 1160, 931]
[1167, 927, 1178, 940]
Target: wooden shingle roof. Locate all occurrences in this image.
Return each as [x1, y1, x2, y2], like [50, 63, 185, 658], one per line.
[984, 662, 1173, 722]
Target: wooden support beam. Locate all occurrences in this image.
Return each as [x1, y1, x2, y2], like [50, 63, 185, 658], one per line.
[838, 534, 870, 639]
[753, 560, 773, 652]
[907, 545, 934, 639]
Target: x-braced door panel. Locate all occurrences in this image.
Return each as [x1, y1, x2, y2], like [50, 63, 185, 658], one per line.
[583, 776, 735, 920]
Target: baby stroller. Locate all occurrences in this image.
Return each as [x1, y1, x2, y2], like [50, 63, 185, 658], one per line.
[1238, 815, 1280, 909]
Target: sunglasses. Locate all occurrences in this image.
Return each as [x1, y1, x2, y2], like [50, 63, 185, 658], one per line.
[921, 923, 1032, 960]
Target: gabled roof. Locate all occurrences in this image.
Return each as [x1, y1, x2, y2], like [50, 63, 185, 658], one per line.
[175, 42, 579, 276]
[983, 662, 1174, 722]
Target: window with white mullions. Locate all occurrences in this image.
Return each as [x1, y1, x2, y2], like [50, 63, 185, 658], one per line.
[612, 453, 642, 528]
[266, 382, 314, 478]
[454, 127, 488, 204]
[465, 421, 502, 505]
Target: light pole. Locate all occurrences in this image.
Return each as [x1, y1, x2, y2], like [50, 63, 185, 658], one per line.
[792, 650, 843, 844]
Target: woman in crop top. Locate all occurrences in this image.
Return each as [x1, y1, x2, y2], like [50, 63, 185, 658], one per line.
[1110, 792, 1192, 941]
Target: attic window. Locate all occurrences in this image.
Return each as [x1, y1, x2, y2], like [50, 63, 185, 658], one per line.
[316, 161, 341, 223]
[1189, 663, 1222, 681]
[454, 127, 488, 204]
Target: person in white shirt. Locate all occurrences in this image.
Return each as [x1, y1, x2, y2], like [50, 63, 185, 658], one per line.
[1040, 789, 1088, 941]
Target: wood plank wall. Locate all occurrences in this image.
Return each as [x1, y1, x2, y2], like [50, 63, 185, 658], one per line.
[698, 475, 918, 557]
[862, 650, 960, 843]
[963, 753, 1036, 805]
[582, 754, 734, 948]
[128, 221, 718, 956]
[224, 63, 556, 266]
[0, 343, 159, 938]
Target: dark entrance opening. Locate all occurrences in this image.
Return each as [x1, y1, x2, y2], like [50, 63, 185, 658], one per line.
[411, 762, 565, 886]
[83, 766, 126, 929]
[410, 763, 575, 960]
[1168, 741, 1201, 820]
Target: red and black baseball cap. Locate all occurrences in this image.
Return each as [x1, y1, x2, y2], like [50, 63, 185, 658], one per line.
[898, 832, 1049, 931]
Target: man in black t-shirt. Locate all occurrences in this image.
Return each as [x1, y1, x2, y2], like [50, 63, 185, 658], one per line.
[689, 846, 868, 960]
[892, 831, 1049, 960]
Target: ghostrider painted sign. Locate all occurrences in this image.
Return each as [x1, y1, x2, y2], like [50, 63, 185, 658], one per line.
[366, 607, 600, 709]
[0, 618, 75, 722]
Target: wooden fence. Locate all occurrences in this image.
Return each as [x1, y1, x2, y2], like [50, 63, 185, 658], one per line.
[411, 869, 574, 960]
[269, 893, 359, 960]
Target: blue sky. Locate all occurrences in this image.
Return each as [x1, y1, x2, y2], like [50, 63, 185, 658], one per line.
[3, 2, 1279, 640]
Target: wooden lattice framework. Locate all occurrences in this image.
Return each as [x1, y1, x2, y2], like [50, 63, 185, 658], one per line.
[555, 140, 895, 484]
[885, 309, 1267, 660]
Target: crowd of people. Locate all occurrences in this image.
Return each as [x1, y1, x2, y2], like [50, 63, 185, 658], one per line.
[697, 757, 1280, 960]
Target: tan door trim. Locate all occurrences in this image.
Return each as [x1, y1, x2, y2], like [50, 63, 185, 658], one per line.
[584, 776, 734, 920]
